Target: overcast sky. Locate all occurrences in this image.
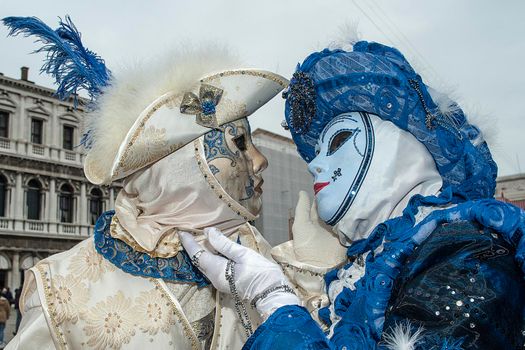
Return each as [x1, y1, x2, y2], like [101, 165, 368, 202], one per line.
[1, 0, 524, 176]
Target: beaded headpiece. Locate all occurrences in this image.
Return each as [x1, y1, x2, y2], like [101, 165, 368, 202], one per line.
[284, 41, 497, 201]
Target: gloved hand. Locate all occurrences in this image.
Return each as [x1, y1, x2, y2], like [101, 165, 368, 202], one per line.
[292, 191, 348, 267]
[179, 228, 300, 318]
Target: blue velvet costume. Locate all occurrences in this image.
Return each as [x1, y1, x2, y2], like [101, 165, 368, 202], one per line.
[243, 42, 525, 349]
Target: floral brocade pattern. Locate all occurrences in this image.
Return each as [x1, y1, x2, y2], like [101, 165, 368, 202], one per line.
[69, 244, 116, 283]
[118, 125, 168, 174]
[83, 292, 137, 350]
[50, 274, 89, 324]
[135, 289, 176, 335]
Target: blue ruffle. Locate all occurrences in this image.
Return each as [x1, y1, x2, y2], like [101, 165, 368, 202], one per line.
[93, 211, 209, 287]
[243, 305, 333, 350]
[246, 198, 524, 349]
[319, 196, 525, 349]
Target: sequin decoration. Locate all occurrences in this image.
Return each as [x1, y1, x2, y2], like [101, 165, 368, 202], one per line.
[286, 71, 316, 134]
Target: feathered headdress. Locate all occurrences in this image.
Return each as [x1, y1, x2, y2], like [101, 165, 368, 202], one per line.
[2, 16, 111, 102]
[4, 16, 288, 185]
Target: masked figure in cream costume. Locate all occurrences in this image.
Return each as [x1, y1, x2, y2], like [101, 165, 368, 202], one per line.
[3, 16, 288, 350]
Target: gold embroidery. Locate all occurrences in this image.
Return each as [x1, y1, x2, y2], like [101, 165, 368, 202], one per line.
[114, 93, 181, 178]
[110, 216, 183, 258]
[113, 69, 286, 179]
[153, 280, 200, 350]
[193, 139, 256, 222]
[119, 126, 169, 173]
[83, 291, 136, 350]
[36, 264, 68, 350]
[135, 289, 176, 335]
[201, 69, 288, 88]
[68, 243, 115, 283]
[51, 274, 89, 324]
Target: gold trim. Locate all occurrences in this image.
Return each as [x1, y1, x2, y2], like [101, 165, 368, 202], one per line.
[112, 69, 287, 181]
[36, 264, 68, 350]
[110, 216, 183, 258]
[193, 139, 256, 222]
[210, 292, 224, 350]
[152, 280, 200, 350]
[202, 69, 289, 88]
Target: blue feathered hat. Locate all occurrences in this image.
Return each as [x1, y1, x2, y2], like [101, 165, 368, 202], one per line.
[284, 41, 497, 201]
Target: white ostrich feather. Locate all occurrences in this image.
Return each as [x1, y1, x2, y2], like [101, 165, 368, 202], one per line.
[327, 21, 361, 51]
[83, 44, 240, 178]
[382, 322, 424, 350]
[427, 86, 498, 149]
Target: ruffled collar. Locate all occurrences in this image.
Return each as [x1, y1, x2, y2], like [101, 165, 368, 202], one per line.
[94, 211, 209, 287]
[320, 193, 525, 349]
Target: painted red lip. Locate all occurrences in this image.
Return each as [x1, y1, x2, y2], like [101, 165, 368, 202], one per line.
[314, 182, 330, 195]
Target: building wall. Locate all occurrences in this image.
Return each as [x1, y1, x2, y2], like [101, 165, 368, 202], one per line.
[252, 130, 314, 246]
[495, 173, 525, 209]
[0, 71, 120, 292]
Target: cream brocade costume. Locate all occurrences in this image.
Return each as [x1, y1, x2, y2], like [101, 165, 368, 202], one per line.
[12, 222, 270, 350]
[9, 140, 274, 350]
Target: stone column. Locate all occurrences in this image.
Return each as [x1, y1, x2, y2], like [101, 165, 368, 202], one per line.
[80, 182, 87, 224]
[13, 174, 23, 230]
[8, 185, 14, 221]
[48, 178, 57, 233]
[14, 174, 23, 219]
[17, 97, 26, 154]
[11, 252, 20, 291]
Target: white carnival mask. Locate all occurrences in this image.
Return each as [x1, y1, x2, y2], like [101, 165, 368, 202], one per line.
[307, 112, 374, 226]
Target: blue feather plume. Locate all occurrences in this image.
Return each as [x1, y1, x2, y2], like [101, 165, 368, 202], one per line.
[2, 16, 111, 103]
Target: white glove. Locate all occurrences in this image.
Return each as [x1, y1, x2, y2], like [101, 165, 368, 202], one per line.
[179, 228, 300, 318]
[292, 191, 348, 267]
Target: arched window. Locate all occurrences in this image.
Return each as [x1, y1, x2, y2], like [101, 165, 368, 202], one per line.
[27, 179, 42, 220]
[59, 184, 74, 223]
[0, 175, 6, 217]
[89, 188, 103, 225]
[0, 254, 10, 290]
[20, 255, 40, 270]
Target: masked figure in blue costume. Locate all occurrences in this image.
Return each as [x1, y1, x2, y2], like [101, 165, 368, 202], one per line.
[3, 16, 289, 349]
[181, 39, 525, 349]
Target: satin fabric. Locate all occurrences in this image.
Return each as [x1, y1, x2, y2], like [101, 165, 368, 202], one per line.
[115, 137, 255, 254]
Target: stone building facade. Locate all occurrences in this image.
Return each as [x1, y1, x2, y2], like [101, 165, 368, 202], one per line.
[0, 68, 120, 292]
[252, 129, 314, 246]
[495, 173, 525, 210]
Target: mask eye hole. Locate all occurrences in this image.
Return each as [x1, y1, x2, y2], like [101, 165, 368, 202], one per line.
[328, 130, 354, 155]
[233, 134, 247, 151]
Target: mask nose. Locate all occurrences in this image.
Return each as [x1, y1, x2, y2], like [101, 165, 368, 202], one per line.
[246, 144, 268, 175]
[307, 157, 328, 178]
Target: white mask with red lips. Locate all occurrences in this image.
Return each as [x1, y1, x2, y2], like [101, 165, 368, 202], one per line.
[308, 112, 374, 226]
[309, 111, 443, 246]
